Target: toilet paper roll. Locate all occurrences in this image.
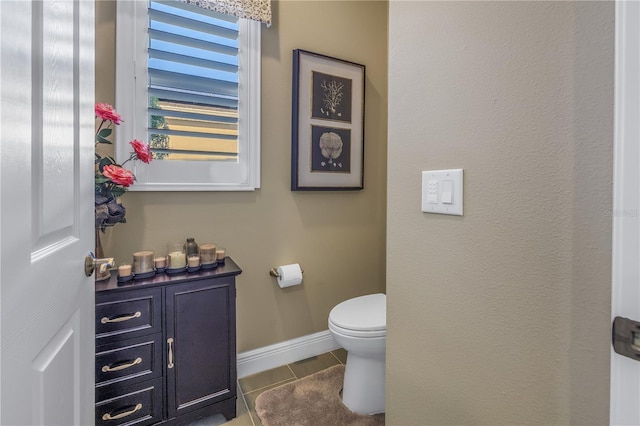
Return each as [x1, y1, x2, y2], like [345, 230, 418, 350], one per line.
[276, 263, 303, 288]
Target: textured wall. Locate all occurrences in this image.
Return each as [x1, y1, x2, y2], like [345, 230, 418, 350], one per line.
[387, 1, 613, 424]
[95, 0, 388, 352]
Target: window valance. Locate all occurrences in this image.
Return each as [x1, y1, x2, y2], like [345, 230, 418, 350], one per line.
[177, 0, 272, 27]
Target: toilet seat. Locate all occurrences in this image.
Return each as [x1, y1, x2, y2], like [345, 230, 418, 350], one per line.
[329, 320, 386, 338]
[329, 293, 386, 338]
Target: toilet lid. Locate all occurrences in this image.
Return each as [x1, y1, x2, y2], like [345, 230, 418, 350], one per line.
[329, 293, 386, 332]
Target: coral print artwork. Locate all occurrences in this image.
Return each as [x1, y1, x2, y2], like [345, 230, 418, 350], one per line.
[291, 49, 364, 190]
[311, 71, 353, 123]
[311, 125, 351, 173]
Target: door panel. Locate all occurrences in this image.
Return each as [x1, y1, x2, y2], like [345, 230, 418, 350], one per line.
[31, 310, 82, 425]
[0, 1, 95, 424]
[36, 0, 76, 238]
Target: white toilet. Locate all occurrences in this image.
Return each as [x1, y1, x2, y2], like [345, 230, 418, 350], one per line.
[328, 293, 386, 415]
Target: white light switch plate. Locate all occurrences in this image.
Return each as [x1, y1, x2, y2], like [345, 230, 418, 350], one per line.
[421, 169, 463, 216]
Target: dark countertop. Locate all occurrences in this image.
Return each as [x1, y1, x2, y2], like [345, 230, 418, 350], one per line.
[95, 256, 242, 293]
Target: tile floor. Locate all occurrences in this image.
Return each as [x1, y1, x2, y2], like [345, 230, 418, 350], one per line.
[189, 349, 348, 426]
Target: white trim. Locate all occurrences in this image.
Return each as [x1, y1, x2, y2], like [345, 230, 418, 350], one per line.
[610, 1, 640, 425]
[237, 330, 341, 378]
[115, 2, 261, 191]
[241, 18, 261, 190]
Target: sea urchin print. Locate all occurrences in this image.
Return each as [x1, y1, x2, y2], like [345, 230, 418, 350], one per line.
[311, 125, 351, 172]
[319, 132, 343, 163]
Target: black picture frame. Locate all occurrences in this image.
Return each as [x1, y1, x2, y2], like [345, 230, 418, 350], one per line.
[291, 49, 365, 191]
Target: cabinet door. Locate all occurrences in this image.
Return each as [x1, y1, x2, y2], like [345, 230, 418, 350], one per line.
[165, 277, 236, 418]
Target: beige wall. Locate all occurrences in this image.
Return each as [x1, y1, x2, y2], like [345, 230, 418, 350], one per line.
[387, 2, 613, 425]
[96, 0, 388, 352]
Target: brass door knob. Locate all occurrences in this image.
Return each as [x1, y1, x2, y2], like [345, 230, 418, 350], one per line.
[85, 253, 115, 277]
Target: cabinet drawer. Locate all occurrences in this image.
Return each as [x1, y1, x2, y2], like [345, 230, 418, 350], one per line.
[96, 333, 162, 389]
[95, 378, 162, 426]
[96, 288, 161, 342]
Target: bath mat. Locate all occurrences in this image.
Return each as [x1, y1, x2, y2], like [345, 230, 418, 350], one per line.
[254, 364, 385, 426]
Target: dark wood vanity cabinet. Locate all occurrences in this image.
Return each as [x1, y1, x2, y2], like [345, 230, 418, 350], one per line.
[95, 258, 242, 425]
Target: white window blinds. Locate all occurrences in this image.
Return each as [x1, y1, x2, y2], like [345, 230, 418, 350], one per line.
[148, 0, 240, 161]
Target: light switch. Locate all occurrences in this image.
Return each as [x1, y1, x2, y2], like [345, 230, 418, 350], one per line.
[421, 169, 463, 216]
[441, 180, 453, 204]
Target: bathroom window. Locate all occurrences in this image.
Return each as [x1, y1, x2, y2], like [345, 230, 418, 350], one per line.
[115, 0, 261, 191]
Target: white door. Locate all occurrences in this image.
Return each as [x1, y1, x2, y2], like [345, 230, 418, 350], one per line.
[611, 1, 640, 425]
[0, 1, 95, 425]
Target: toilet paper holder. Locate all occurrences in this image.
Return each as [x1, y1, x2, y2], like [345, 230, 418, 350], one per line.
[269, 266, 304, 277]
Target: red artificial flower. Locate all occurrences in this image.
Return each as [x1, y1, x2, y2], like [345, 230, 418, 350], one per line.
[95, 103, 123, 125]
[102, 164, 135, 187]
[130, 139, 153, 164]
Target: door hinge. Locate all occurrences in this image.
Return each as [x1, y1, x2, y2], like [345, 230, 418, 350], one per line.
[612, 316, 640, 361]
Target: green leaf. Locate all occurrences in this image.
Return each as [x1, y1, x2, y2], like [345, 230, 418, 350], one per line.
[98, 128, 112, 138]
[96, 134, 112, 144]
[99, 157, 114, 166]
[111, 187, 126, 198]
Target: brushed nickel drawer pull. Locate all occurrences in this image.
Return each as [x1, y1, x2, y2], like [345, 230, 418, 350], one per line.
[101, 311, 141, 324]
[102, 403, 142, 421]
[102, 357, 142, 373]
[167, 338, 174, 369]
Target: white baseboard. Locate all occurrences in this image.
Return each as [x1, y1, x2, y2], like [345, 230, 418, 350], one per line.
[237, 329, 341, 378]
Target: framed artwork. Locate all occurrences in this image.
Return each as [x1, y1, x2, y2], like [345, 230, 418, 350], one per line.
[291, 49, 365, 190]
